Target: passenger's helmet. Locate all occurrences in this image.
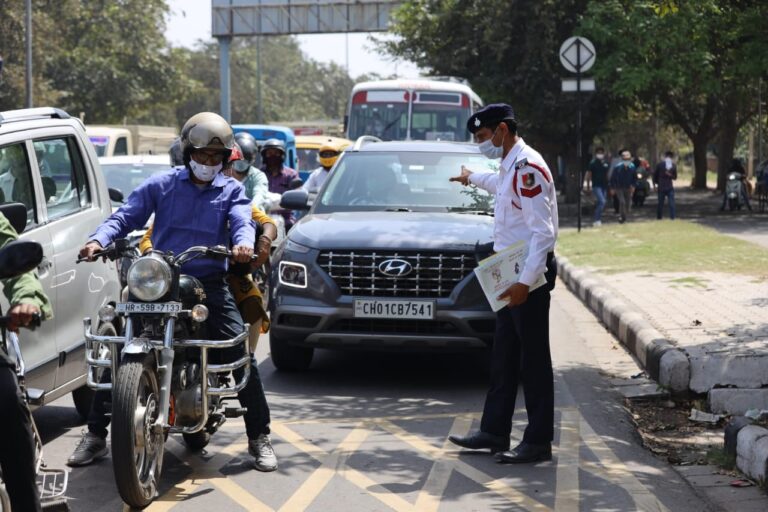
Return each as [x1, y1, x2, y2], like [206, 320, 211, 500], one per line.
[234, 132, 258, 166]
[260, 138, 286, 158]
[180, 112, 234, 167]
[169, 137, 184, 166]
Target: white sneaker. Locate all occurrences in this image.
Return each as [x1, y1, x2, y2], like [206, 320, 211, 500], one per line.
[593, 220, 602, 227]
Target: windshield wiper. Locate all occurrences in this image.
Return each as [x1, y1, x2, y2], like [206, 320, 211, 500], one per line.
[384, 207, 412, 212]
[452, 209, 494, 216]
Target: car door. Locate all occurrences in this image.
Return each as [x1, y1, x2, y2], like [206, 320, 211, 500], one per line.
[0, 138, 59, 393]
[32, 132, 115, 387]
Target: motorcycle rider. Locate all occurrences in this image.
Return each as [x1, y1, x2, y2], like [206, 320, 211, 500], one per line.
[301, 140, 342, 197]
[720, 158, 753, 211]
[70, 112, 278, 472]
[234, 131, 271, 212]
[259, 138, 299, 230]
[0, 211, 52, 512]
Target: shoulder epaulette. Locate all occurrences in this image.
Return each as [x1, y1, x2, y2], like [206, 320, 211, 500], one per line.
[514, 158, 529, 170]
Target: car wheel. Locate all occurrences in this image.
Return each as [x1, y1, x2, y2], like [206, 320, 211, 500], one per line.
[72, 321, 116, 420]
[269, 332, 313, 371]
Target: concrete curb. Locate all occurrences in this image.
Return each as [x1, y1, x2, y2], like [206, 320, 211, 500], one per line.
[557, 255, 690, 393]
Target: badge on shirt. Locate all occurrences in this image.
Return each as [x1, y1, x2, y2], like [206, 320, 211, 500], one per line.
[520, 172, 542, 198]
[514, 158, 529, 171]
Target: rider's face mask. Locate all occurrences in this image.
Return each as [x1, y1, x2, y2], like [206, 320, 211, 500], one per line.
[189, 160, 222, 182]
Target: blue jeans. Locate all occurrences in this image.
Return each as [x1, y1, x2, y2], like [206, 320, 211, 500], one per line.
[592, 186, 607, 222]
[657, 188, 675, 219]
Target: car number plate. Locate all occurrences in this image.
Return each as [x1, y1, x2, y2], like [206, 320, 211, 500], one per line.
[353, 299, 435, 320]
[115, 302, 182, 314]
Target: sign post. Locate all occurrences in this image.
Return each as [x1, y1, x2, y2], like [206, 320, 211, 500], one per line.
[560, 36, 596, 232]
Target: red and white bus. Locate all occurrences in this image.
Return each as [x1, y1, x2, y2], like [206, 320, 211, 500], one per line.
[346, 79, 484, 142]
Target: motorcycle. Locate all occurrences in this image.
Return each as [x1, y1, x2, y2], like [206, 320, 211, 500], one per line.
[632, 168, 651, 207]
[0, 234, 69, 511]
[80, 241, 253, 509]
[725, 172, 747, 211]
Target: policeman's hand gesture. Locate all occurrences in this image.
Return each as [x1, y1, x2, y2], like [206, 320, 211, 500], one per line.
[449, 166, 473, 186]
[79, 241, 104, 262]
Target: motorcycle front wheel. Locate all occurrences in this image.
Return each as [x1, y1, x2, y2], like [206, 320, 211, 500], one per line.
[111, 353, 163, 509]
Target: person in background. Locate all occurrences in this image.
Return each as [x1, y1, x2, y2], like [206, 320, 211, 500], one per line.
[653, 151, 677, 220]
[585, 147, 610, 226]
[610, 149, 636, 223]
[302, 140, 342, 198]
[259, 139, 299, 230]
[234, 132, 271, 213]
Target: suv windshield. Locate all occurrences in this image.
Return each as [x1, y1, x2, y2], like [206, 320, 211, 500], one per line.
[315, 151, 496, 213]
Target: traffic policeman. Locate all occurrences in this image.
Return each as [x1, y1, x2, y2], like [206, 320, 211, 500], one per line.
[449, 104, 558, 463]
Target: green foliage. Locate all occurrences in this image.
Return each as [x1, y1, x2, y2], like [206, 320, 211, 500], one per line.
[384, 0, 611, 157]
[0, 2, 356, 128]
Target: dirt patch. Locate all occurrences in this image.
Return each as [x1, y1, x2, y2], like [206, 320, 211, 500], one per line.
[624, 398, 726, 465]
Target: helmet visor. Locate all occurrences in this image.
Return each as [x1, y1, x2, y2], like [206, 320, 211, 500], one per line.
[187, 121, 234, 151]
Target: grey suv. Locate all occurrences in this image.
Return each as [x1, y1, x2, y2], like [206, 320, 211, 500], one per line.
[0, 108, 121, 415]
[270, 140, 497, 370]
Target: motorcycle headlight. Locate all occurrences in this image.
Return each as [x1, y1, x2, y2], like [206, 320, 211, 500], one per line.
[127, 254, 172, 301]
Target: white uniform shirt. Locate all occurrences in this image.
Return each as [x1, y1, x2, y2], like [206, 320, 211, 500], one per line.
[469, 138, 558, 287]
[302, 167, 330, 194]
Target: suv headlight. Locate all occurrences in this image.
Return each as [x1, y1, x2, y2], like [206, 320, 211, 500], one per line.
[279, 261, 308, 289]
[127, 254, 172, 301]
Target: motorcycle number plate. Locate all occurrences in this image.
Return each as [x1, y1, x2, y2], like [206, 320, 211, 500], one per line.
[116, 302, 182, 314]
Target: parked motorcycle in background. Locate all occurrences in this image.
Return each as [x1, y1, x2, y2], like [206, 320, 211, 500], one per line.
[632, 167, 651, 207]
[724, 172, 751, 211]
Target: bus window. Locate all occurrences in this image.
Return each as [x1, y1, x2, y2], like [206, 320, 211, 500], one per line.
[348, 90, 409, 141]
[411, 92, 471, 142]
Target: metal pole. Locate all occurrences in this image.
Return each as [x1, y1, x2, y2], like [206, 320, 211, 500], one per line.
[759, 78, 763, 166]
[256, 36, 263, 124]
[25, 0, 32, 108]
[576, 39, 583, 233]
[219, 37, 231, 122]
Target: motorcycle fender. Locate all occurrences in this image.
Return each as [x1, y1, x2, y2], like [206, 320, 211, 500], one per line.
[122, 339, 155, 356]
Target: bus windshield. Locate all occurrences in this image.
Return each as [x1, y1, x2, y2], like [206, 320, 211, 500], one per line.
[347, 88, 473, 142]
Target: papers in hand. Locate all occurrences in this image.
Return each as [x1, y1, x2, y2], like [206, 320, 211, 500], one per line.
[473, 241, 547, 312]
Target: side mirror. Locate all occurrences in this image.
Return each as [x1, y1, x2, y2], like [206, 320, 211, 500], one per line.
[289, 178, 304, 190]
[280, 190, 310, 211]
[0, 240, 43, 279]
[108, 188, 124, 204]
[0, 202, 28, 234]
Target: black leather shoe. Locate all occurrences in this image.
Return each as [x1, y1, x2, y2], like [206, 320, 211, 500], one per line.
[495, 442, 552, 463]
[448, 431, 509, 453]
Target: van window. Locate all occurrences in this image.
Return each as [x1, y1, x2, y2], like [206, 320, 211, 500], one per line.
[114, 137, 128, 156]
[0, 143, 37, 229]
[34, 137, 92, 221]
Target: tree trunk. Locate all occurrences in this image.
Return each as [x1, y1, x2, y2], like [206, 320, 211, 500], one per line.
[692, 135, 709, 190]
[716, 117, 738, 192]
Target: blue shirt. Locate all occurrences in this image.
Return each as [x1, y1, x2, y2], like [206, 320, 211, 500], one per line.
[91, 168, 255, 278]
[610, 161, 636, 189]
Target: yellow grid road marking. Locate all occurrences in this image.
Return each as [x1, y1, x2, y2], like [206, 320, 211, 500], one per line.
[554, 407, 580, 512]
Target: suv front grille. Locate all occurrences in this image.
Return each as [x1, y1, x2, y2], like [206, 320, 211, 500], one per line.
[317, 250, 477, 298]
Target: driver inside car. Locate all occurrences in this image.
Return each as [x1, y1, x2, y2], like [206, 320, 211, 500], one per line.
[71, 112, 278, 472]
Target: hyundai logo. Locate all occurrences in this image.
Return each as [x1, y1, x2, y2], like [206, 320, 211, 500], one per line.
[378, 259, 413, 277]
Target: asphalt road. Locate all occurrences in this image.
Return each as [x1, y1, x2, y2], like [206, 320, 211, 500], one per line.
[32, 284, 718, 511]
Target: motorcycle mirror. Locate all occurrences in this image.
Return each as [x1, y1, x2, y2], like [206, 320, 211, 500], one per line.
[0, 240, 43, 280]
[0, 202, 29, 234]
[108, 187, 125, 204]
[289, 178, 304, 190]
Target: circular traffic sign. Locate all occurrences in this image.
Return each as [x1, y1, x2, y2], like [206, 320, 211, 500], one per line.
[559, 36, 596, 73]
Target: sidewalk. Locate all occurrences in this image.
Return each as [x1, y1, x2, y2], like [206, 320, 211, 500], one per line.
[556, 186, 768, 485]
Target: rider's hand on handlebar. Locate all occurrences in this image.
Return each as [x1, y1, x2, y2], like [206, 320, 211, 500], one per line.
[79, 241, 104, 262]
[8, 303, 40, 332]
[231, 244, 254, 264]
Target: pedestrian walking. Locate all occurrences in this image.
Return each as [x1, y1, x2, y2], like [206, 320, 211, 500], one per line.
[448, 103, 558, 464]
[653, 151, 677, 219]
[585, 147, 610, 226]
[610, 149, 636, 223]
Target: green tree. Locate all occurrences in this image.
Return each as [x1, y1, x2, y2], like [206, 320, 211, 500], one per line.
[580, 0, 768, 189]
[384, 0, 613, 199]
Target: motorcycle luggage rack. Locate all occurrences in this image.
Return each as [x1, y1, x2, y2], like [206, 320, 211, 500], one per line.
[38, 466, 68, 501]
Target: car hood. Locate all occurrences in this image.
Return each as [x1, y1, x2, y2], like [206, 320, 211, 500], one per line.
[289, 211, 494, 251]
